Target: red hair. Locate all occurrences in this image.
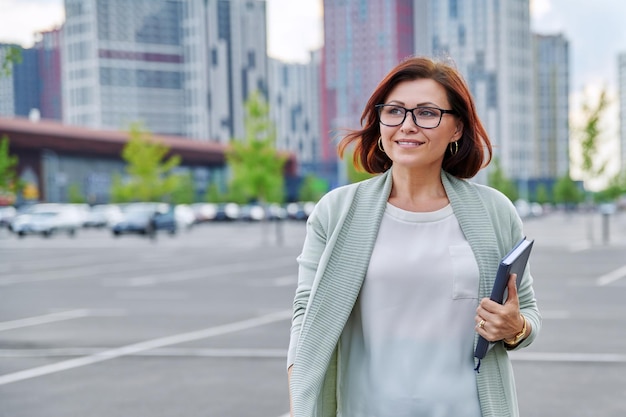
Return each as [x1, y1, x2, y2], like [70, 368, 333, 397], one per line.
[337, 56, 492, 179]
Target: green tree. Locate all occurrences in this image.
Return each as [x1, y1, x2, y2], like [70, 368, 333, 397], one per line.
[110, 124, 182, 203]
[1, 46, 22, 77]
[534, 184, 551, 205]
[553, 172, 583, 205]
[593, 169, 626, 203]
[226, 91, 287, 204]
[0, 135, 21, 204]
[170, 172, 195, 204]
[344, 149, 374, 183]
[577, 88, 610, 190]
[298, 174, 328, 202]
[487, 157, 518, 201]
[204, 182, 229, 203]
[68, 183, 87, 204]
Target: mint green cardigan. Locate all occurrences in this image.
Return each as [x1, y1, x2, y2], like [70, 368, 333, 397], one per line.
[289, 169, 541, 417]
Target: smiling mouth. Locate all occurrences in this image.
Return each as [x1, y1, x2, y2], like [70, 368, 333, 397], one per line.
[395, 140, 425, 146]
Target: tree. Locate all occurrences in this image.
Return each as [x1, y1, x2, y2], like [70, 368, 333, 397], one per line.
[298, 174, 328, 202]
[204, 182, 229, 203]
[534, 184, 551, 205]
[344, 149, 374, 184]
[552, 172, 583, 206]
[109, 124, 182, 203]
[487, 157, 518, 201]
[593, 169, 626, 203]
[576, 88, 610, 190]
[170, 172, 195, 204]
[0, 135, 21, 205]
[225, 91, 287, 204]
[1, 46, 22, 77]
[68, 183, 86, 204]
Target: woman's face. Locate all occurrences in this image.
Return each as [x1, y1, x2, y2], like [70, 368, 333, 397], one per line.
[379, 78, 462, 172]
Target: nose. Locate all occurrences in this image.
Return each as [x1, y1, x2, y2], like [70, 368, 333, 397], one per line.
[401, 110, 419, 131]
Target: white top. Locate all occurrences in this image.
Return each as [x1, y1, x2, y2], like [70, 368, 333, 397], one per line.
[338, 203, 482, 417]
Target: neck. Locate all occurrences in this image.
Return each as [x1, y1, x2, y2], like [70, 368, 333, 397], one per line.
[388, 167, 449, 212]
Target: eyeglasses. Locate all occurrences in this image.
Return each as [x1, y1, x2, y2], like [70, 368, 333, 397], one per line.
[375, 104, 456, 129]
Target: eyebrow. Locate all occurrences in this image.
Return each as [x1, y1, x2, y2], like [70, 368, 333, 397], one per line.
[386, 100, 441, 107]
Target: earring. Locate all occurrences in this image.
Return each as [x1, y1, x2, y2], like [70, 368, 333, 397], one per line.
[378, 137, 385, 153]
[449, 141, 458, 156]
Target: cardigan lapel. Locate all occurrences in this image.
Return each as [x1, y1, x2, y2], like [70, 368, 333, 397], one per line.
[441, 170, 499, 299]
[291, 172, 392, 414]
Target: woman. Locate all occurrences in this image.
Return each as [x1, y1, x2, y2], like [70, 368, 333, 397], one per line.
[287, 56, 541, 417]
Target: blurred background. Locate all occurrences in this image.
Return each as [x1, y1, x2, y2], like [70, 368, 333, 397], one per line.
[1, 0, 626, 416]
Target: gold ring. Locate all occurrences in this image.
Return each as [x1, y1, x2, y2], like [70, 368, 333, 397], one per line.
[478, 319, 485, 329]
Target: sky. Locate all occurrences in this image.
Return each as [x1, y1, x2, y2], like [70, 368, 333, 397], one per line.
[1, 0, 624, 90]
[0, 0, 624, 183]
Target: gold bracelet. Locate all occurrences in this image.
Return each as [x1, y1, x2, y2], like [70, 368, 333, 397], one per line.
[503, 314, 527, 346]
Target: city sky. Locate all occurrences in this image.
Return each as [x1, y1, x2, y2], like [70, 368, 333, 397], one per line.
[0, 0, 624, 185]
[1, 0, 624, 92]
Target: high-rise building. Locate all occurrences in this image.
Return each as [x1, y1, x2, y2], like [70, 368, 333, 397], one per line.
[533, 34, 570, 185]
[61, 0, 268, 142]
[13, 48, 41, 117]
[415, 0, 535, 189]
[0, 44, 41, 118]
[268, 51, 321, 176]
[0, 33, 63, 122]
[36, 28, 63, 120]
[322, 0, 415, 185]
[62, 0, 190, 135]
[619, 52, 626, 172]
[206, 0, 268, 143]
[0, 44, 18, 116]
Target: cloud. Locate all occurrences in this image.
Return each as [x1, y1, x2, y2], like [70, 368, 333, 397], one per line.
[0, 0, 64, 47]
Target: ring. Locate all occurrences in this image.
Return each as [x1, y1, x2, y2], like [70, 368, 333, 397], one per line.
[478, 319, 485, 329]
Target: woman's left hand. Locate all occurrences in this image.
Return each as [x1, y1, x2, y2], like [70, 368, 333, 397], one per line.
[475, 273, 525, 342]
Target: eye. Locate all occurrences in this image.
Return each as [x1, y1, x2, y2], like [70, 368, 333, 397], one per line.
[415, 107, 439, 118]
[386, 106, 405, 116]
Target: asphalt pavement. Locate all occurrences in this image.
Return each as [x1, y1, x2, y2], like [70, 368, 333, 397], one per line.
[0, 210, 625, 417]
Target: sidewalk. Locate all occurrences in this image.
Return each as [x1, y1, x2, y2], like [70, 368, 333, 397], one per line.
[522, 210, 626, 248]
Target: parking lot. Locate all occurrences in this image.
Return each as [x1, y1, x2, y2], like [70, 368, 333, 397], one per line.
[1, 211, 626, 416]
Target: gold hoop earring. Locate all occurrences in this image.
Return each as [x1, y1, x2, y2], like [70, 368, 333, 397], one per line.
[378, 137, 385, 153]
[449, 141, 458, 156]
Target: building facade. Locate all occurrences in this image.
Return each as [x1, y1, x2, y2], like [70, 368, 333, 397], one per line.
[268, 51, 321, 176]
[617, 52, 626, 171]
[533, 34, 570, 187]
[415, 0, 535, 189]
[322, 0, 415, 185]
[206, 0, 269, 144]
[0, 44, 17, 116]
[61, 0, 268, 143]
[36, 28, 64, 120]
[0, 32, 63, 122]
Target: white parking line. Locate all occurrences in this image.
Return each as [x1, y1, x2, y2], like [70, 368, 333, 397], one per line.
[510, 351, 626, 363]
[0, 310, 91, 332]
[0, 347, 287, 358]
[0, 309, 291, 386]
[596, 265, 626, 286]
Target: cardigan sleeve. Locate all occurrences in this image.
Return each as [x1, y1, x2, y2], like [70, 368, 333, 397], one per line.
[287, 202, 328, 369]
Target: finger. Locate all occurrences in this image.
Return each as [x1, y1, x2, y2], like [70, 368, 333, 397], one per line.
[504, 273, 519, 305]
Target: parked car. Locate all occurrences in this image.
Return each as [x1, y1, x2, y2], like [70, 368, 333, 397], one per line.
[190, 202, 218, 223]
[111, 203, 177, 237]
[83, 204, 123, 228]
[286, 201, 316, 220]
[0, 206, 16, 228]
[174, 204, 196, 230]
[10, 204, 82, 237]
[213, 203, 240, 221]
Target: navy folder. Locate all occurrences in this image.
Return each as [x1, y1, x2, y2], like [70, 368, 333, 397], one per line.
[474, 237, 534, 360]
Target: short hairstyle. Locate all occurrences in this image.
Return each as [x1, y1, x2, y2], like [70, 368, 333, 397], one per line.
[337, 56, 492, 179]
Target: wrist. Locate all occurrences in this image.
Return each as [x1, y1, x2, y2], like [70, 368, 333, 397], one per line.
[503, 314, 527, 347]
